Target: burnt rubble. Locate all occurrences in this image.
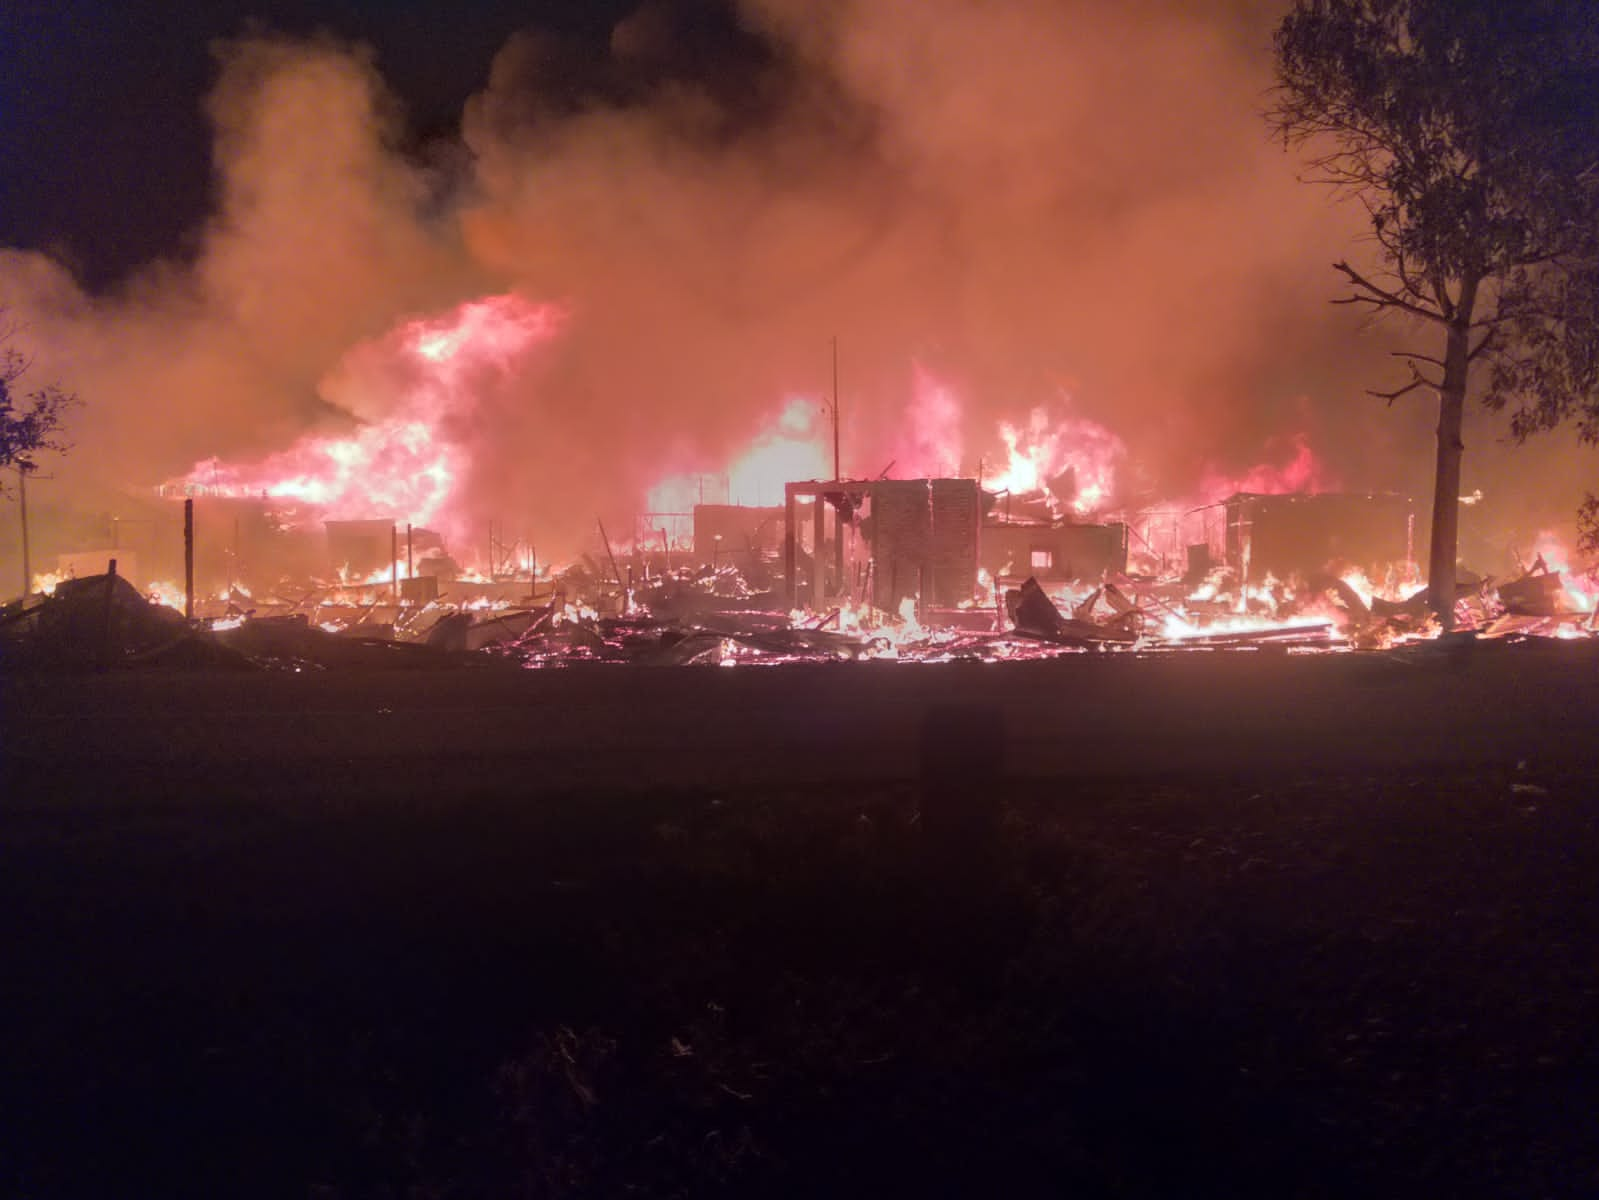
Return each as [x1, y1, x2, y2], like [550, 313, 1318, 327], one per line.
[2, 552, 1594, 674]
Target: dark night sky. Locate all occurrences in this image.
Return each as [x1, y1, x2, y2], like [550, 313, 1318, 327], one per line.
[1, 0, 738, 289]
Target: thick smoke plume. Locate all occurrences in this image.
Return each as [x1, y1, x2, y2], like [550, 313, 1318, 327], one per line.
[0, 0, 1589, 568]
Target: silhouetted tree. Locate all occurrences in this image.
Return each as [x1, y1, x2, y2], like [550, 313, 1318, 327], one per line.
[1492, 237, 1599, 554]
[1, 312, 78, 484]
[1270, 0, 1599, 624]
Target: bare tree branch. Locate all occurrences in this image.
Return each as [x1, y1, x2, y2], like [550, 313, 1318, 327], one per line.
[1392, 350, 1445, 368]
[1368, 366, 1440, 405]
[1330, 260, 1445, 322]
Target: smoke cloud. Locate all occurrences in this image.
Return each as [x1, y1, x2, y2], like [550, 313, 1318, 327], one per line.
[0, 0, 1588, 569]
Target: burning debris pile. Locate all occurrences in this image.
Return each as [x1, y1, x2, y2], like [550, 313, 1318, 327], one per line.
[0, 571, 243, 672]
[8, 14, 1599, 687]
[4, 542, 1594, 674]
[7, 290, 1594, 668]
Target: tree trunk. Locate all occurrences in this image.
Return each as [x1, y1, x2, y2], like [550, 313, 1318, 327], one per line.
[1427, 315, 1473, 630]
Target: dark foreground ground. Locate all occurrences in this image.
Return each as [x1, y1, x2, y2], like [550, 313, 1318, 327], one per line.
[3, 641, 1599, 1197]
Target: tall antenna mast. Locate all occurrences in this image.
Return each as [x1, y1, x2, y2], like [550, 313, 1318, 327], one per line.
[831, 336, 841, 481]
[18, 467, 30, 596]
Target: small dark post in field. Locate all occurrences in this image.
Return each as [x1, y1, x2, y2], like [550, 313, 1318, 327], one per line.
[100, 558, 117, 671]
[183, 498, 194, 621]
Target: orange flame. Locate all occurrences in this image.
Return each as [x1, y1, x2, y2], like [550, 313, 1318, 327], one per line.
[1196, 432, 1333, 504]
[984, 404, 1126, 515]
[168, 295, 561, 540]
[648, 395, 830, 514]
[1524, 531, 1599, 613]
[887, 366, 963, 479]
[727, 397, 831, 503]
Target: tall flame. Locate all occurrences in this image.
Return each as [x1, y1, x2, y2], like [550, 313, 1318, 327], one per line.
[886, 367, 964, 479]
[1524, 530, 1599, 613]
[728, 397, 831, 504]
[1196, 432, 1333, 505]
[169, 294, 561, 540]
[984, 405, 1126, 515]
[647, 395, 830, 514]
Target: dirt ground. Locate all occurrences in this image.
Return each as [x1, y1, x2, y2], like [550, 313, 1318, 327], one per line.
[3, 641, 1599, 1197]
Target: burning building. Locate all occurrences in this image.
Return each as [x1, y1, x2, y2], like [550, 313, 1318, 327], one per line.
[1222, 491, 1416, 586]
[979, 517, 1129, 587]
[781, 478, 982, 613]
[691, 504, 785, 571]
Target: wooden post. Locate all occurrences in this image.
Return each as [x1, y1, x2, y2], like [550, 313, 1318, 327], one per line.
[833, 493, 845, 595]
[17, 466, 30, 597]
[598, 519, 626, 613]
[831, 336, 841, 482]
[102, 557, 118, 671]
[597, 520, 623, 588]
[783, 485, 798, 610]
[183, 498, 195, 621]
[406, 522, 414, 579]
[811, 492, 825, 607]
[391, 524, 399, 602]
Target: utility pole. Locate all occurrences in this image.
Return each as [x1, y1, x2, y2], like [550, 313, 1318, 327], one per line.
[831, 336, 841, 482]
[13, 464, 57, 596]
[829, 338, 846, 595]
[18, 466, 30, 596]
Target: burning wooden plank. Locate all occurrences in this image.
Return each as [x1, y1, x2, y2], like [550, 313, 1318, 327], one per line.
[1155, 623, 1335, 649]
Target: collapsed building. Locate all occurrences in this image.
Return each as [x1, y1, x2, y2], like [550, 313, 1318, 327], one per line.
[690, 504, 785, 574]
[1221, 491, 1416, 587]
[7, 463, 1595, 674]
[979, 517, 1128, 589]
[778, 478, 982, 614]
[771, 476, 1131, 615]
[2, 476, 1542, 616]
[760, 481, 1419, 617]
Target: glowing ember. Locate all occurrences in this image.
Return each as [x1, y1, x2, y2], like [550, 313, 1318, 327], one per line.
[146, 580, 187, 611]
[336, 561, 405, 587]
[168, 295, 561, 539]
[1160, 610, 1335, 641]
[1337, 566, 1422, 609]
